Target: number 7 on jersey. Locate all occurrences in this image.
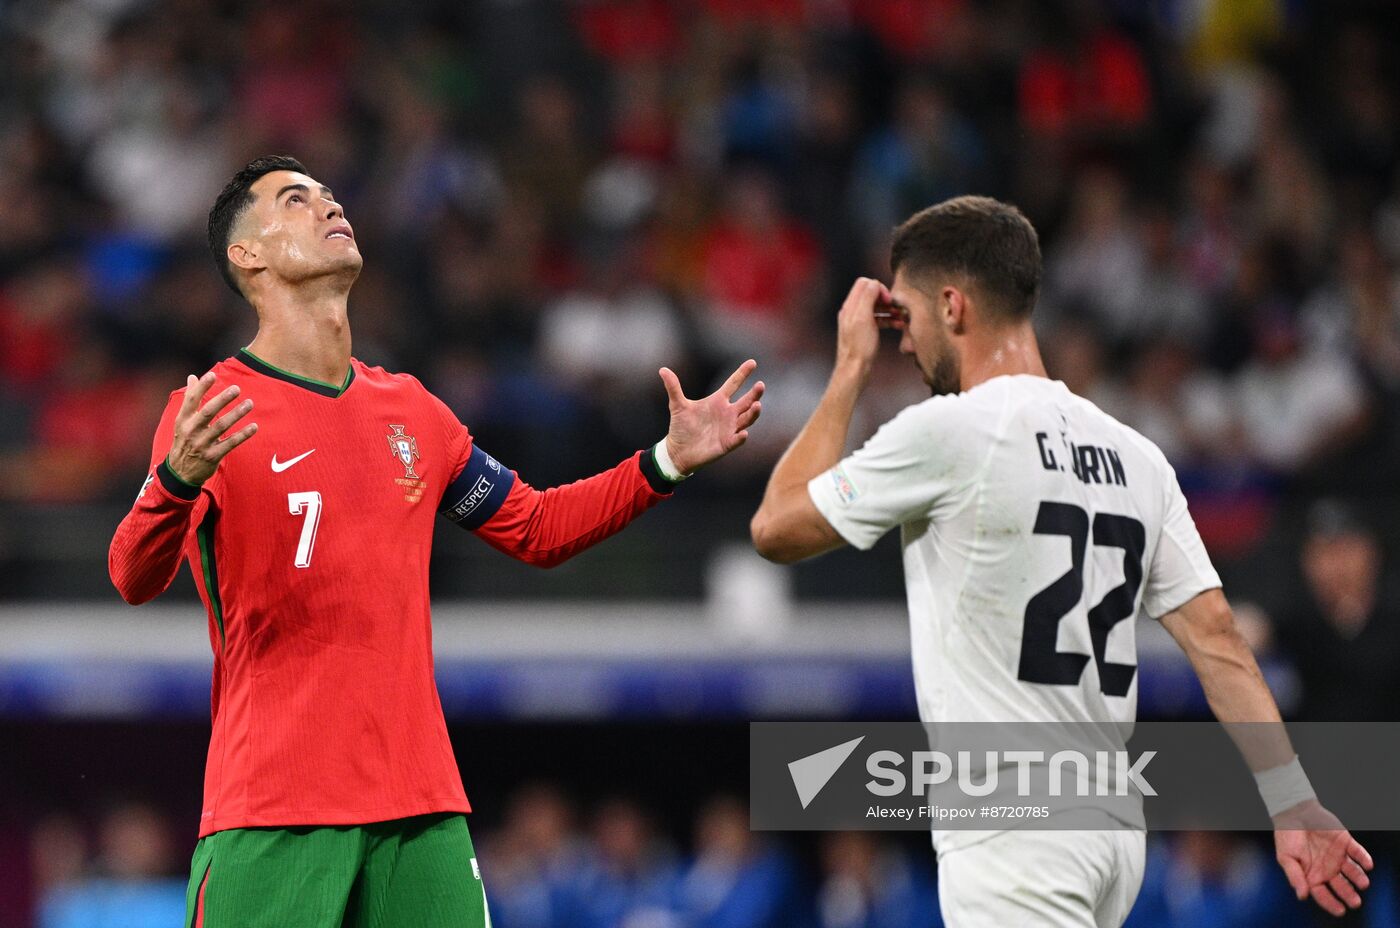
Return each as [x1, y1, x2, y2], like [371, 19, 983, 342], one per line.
[287, 491, 323, 568]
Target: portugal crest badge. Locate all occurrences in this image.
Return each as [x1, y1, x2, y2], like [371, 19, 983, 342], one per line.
[386, 425, 421, 478]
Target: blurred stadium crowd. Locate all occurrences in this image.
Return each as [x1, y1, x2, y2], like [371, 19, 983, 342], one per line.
[27, 786, 1398, 928]
[3, 0, 1400, 925]
[3, 0, 1400, 508]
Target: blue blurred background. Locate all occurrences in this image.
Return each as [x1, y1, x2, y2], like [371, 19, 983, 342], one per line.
[1, 0, 1399, 925]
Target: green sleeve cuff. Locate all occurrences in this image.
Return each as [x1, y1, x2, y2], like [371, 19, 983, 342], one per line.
[639, 448, 678, 495]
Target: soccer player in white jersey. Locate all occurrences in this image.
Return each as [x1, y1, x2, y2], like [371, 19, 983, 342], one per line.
[750, 196, 1372, 925]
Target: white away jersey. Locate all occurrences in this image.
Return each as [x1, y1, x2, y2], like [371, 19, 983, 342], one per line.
[809, 375, 1220, 729]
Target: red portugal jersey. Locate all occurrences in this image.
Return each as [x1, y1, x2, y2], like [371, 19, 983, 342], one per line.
[109, 350, 674, 836]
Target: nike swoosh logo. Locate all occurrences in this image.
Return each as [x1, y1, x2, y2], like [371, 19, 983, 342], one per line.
[271, 449, 316, 472]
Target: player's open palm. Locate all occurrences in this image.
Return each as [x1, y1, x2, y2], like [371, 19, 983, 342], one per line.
[1274, 800, 1373, 917]
[659, 359, 764, 474]
[167, 371, 258, 486]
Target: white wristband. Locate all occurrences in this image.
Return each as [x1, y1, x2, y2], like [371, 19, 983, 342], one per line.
[1254, 755, 1317, 817]
[652, 439, 690, 482]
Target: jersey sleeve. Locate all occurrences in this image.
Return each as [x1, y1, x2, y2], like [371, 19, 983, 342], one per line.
[807, 396, 980, 551]
[1141, 464, 1222, 619]
[426, 387, 675, 567]
[464, 452, 671, 567]
[108, 389, 209, 604]
[423, 386, 474, 486]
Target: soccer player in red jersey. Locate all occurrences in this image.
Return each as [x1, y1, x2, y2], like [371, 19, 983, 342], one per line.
[108, 155, 764, 927]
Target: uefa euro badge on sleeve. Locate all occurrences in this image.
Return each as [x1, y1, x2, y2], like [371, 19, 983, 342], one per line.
[386, 425, 422, 479]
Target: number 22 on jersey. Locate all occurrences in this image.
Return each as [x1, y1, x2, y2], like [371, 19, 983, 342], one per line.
[1017, 501, 1146, 697]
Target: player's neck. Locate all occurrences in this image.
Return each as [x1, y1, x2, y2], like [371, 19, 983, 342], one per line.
[246, 288, 353, 388]
[959, 323, 1047, 391]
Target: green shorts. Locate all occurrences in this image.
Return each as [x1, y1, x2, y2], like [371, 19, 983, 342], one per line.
[184, 813, 490, 928]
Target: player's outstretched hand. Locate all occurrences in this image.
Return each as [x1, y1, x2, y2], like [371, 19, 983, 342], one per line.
[659, 360, 764, 475]
[167, 372, 258, 486]
[1273, 799, 1373, 917]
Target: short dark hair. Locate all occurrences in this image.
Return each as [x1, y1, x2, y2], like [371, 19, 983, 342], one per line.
[890, 195, 1042, 320]
[208, 155, 308, 296]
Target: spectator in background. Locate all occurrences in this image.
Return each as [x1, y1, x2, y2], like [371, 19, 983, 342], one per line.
[816, 833, 941, 928]
[0, 331, 165, 503]
[583, 61, 673, 221]
[537, 234, 686, 449]
[574, 0, 680, 68]
[423, 210, 541, 362]
[1125, 832, 1294, 928]
[1111, 339, 1275, 559]
[1315, 226, 1400, 490]
[1116, 340, 1234, 469]
[235, 3, 356, 150]
[1271, 500, 1400, 722]
[360, 74, 504, 246]
[1257, 505, 1400, 925]
[848, 77, 987, 245]
[484, 785, 588, 928]
[1017, 6, 1152, 141]
[572, 798, 682, 928]
[646, 169, 711, 303]
[0, 258, 88, 399]
[1302, 226, 1400, 389]
[37, 802, 185, 928]
[85, 83, 232, 245]
[697, 168, 820, 358]
[1182, 0, 1285, 75]
[1040, 166, 1147, 347]
[1013, 3, 1151, 212]
[29, 815, 86, 909]
[792, 70, 862, 290]
[1041, 317, 1128, 415]
[1231, 301, 1370, 475]
[1176, 156, 1243, 304]
[109, 252, 246, 373]
[1246, 80, 1334, 266]
[718, 48, 801, 170]
[502, 75, 596, 241]
[674, 796, 806, 928]
[1321, 24, 1398, 200]
[1126, 206, 1211, 347]
[852, 0, 972, 64]
[0, 122, 69, 278]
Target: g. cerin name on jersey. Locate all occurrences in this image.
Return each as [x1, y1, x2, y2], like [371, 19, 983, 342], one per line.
[387, 424, 428, 503]
[1035, 431, 1128, 487]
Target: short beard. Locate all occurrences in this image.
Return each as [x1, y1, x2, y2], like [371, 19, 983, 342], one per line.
[927, 350, 961, 396]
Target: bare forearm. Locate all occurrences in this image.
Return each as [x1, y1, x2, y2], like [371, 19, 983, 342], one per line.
[1193, 625, 1296, 772]
[761, 363, 867, 506]
[752, 277, 886, 562]
[1191, 622, 1279, 720]
[1163, 592, 1295, 773]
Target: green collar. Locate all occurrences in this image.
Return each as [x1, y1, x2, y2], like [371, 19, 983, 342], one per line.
[237, 349, 354, 398]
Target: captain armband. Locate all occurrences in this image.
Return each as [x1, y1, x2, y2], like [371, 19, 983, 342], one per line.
[439, 445, 516, 530]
